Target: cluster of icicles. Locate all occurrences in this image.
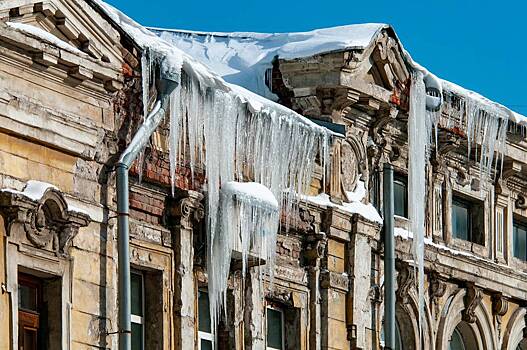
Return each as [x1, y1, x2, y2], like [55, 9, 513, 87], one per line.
[141, 53, 329, 340]
[408, 71, 510, 346]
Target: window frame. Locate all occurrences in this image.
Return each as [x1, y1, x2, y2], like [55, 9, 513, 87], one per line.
[131, 270, 145, 350]
[198, 289, 214, 350]
[452, 197, 473, 242]
[18, 273, 43, 350]
[266, 305, 285, 350]
[393, 174, 408, 218]
[513, 216, 527, 261]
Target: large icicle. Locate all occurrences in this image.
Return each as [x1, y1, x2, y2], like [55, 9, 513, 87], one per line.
[408, 71, 428, 347]
[210, 182, 279, 331]
[166, 72, 329, 343]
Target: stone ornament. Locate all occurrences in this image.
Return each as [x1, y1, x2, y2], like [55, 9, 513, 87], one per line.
[0, 185, 90, 257]
[396, 260, 415, 305]
[462, 282, 483, 324]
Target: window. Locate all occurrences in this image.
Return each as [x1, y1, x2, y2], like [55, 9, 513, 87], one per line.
[131, 271, 144, 350]
[266, 307, 284, 350]
[198, 289, 214, 350]
[452, 199, 470, 241]
[393, 175, 408, 218]
[513, 218, 527, 261]
[451, 195, 484, 244]
[18, 272, 62, 350]
[18, 274, 41, 350]
[448, 328, 466, 350]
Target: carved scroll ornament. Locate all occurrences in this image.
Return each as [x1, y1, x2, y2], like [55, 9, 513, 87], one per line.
[0, 185, 89, 257]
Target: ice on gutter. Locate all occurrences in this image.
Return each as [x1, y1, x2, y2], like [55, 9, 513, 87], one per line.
[5, 22, 85, 55]
[94, 0, 332, 340]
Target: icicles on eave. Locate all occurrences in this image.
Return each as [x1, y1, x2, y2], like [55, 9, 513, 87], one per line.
[165, 67, 329, 340]
[441, 91, 509, 179]
[210, 182, 279, 332]
[408, 71, 428, 347]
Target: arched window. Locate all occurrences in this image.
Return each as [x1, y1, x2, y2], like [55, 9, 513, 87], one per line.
[448, 328, 465, 350]
[448, 322, 477, 350]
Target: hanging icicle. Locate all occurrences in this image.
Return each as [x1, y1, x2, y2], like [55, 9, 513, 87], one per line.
[166, 69, 330, 343]
[440, 80, 510, 180]
[408, 71, 428, 347]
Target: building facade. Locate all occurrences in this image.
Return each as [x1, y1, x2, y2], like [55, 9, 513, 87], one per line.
[0, 1, 526, 350]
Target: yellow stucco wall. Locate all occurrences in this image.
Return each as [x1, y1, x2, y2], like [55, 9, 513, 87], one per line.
[0, 216, 10, 350]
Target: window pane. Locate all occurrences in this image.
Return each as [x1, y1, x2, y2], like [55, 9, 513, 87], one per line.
[131, 322, 143, 350]
[201, 339, 213, 350]
[514, 222, 527, 261]
[199, 290, 211, 333]
[267, 308, 283, 349]
[393, 180, 407, 218]
[131, 273, 143, 317]
[18, 284, 38, 311]
[452, 201, 469, 241]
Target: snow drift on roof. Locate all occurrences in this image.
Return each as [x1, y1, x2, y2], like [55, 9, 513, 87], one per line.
[151, 24, 387, 100]
[152, 25, 527, 126]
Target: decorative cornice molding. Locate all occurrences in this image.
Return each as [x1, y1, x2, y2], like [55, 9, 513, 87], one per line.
[0, 186, 90, 257]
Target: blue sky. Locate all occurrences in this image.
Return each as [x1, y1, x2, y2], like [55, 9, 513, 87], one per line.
[105, 0, 526, 115]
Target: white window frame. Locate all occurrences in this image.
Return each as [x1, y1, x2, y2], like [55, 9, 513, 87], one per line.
[131, 270, 145, 350]
[266, 305, 285, 350]
[198, 289, 214, 350]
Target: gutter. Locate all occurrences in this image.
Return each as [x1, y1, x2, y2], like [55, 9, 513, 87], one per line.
[382, 163, 395, 349]
[116, 67, 178, 350]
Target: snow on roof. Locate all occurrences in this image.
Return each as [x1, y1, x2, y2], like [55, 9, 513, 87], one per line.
[5, 22, 85, 55]
[151, 24, 387, 100]
[151, 25, 527, 126]
[93, 0, 329, 131]
[441, 79, 527, 126]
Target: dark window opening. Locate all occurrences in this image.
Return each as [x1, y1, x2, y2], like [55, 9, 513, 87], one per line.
[265, 302, 300, 350]
[513, 217, 527, 261]
[393, 174, 408, 218]
[198, 289, 213, 350]
[266, 307, 284, 350]
[451, 195, 484, 245]
[131, 269, 163, 350]
[18, 272, 61, 350]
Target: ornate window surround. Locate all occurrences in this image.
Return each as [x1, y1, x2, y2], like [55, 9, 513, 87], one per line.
[0, 182, 90, 349]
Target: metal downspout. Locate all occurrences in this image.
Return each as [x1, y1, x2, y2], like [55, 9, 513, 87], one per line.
[383, 163, 395, 350]
[116, 75, 178, 350]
